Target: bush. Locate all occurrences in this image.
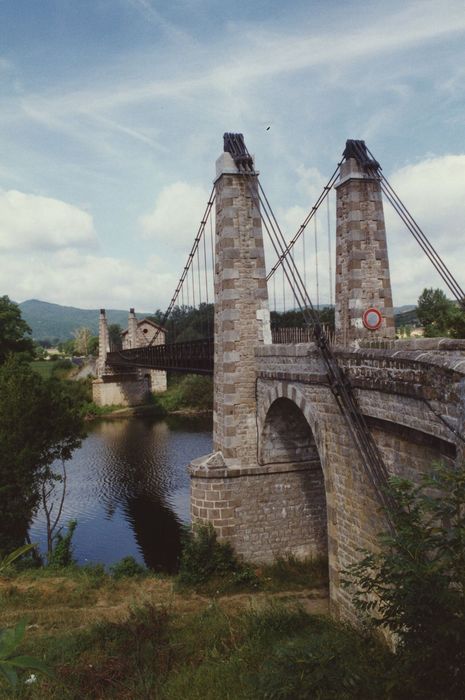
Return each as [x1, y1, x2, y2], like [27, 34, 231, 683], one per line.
[109, 556, 148, 579]
[344, 462, 465, 699]
[48, 520, 77, 568]
[158, 374, 213, 413]
[260, 554, 328, 591]
[257, 617, 390, 700]
[177, 524, 259, 592]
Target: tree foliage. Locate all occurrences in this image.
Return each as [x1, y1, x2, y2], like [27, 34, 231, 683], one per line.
[0, 356, 85, 553]
[0, 296, 34, 363]
[148, 303, 335, 343]
[417, 287, 465, 338]
[72, 326, 92, 355]
[344, 463, 465, 699]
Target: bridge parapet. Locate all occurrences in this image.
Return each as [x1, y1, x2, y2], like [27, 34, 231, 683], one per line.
[255, 338, 465, 453]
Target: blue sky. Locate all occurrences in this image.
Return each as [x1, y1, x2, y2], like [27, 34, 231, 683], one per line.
[0, 0, 464, 311]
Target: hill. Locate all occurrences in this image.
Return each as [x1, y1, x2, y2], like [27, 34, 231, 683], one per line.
[19, 299, 153, 342]
[18, 299, 420, 342]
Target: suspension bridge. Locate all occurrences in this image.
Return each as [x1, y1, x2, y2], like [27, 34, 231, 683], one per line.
[93, 134, 465, 619]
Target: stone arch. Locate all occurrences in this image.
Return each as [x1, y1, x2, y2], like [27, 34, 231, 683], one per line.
[259, 397, 320, 465]
[258, 381, 332, 564]
[258, 382, 326, 468]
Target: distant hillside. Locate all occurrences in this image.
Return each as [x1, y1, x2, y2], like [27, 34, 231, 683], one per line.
[394, 306, 419, 328]
[394, 305, 416, 315]
[19, 299, 153, 342]
[19, 298, 421, 343]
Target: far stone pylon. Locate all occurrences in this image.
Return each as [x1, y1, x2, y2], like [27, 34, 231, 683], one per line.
[334, 140, 395, 346]
[213, 139, 271, 466]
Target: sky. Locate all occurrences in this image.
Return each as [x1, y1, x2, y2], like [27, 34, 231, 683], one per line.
[0, 0, 465, 312]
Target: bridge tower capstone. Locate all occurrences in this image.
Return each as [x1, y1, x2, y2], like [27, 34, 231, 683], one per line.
[335, 141, 395, 346]
[213, 147, 271, 465]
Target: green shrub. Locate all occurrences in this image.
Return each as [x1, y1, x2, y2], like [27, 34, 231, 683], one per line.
[109, 556, 148, 579]
[158, 374, 213, 413]
[177, 524, 259, 592]
[48, 520, 77, 568]
[260, 554, 328, 591]
[52, 359, 73, 371]
[344, 462, 465, 699]
[256, 617, 390, 700]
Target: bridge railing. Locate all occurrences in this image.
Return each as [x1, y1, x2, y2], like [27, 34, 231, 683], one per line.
[106, 337, 214, 374]
[271, 325, 335, 346]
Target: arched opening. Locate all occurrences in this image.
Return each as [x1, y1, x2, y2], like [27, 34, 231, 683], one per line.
[260, 397, 328, 562]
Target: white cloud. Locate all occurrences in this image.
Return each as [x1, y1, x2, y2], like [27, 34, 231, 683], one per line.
[386, 155, 465, 304]
[0, 189, 96, 250]
[139, 181, 210, 248]
[1, 250, 177, 311]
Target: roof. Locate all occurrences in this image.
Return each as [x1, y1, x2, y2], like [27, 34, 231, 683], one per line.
[121, 318, 166, 335]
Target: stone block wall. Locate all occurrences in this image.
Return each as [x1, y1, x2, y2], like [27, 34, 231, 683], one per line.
[251, 340, 465, 619]
[213, 153, 271, 466]
[189, 460, 327, 562]
[92, 374, 149, 407]
[335, 157, 395, 345]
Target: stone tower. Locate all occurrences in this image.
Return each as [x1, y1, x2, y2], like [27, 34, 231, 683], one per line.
[213, 144, 271, 466]
[335, 140, 395, 346]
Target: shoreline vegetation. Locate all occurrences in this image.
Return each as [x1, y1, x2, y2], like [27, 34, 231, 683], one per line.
[83, 374, 214, 421]
[0, 555, 333, 699]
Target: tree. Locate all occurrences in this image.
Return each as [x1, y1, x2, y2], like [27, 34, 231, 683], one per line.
[88, 335, 99, 356]
[344, 463, 465, 699]
[72, 327, 91, 355]
[58, 338, 76, 356]
[0, 296, 34, 363]
[0, 356, 85, 554]
[417, 287, 465, 338]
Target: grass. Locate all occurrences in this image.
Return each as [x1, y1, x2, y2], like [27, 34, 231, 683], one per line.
[0, 556, 334, 698]
[30, 361, 56, 380]
[259, 554, 328, 592]
[1, 549, 400, 699]
[0, 577, 391, 699]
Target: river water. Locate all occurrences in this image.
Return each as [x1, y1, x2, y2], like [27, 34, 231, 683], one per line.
[29, 414, 212, 573]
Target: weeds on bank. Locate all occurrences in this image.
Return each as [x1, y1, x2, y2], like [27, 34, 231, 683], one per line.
[259, 554, 328, 592]
[176, 524, 260, 594]
[176, 524, 328, 596]
[1, 598, 392, 700]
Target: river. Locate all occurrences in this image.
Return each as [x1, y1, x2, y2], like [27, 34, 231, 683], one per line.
[29, 414, 213, 573]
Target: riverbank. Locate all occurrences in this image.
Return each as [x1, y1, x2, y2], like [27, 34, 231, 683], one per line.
[85, 374, 213, 421]
[0, 558, 401, 700]
[88, 404, 212, 421]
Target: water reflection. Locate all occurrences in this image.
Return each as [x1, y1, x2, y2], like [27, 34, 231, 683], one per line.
[29, 414, 212, 572]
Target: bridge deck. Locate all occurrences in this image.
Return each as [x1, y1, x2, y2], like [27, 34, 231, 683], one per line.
[106, 338, 214, 374]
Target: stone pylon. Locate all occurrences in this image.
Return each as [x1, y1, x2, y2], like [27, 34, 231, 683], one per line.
[335, 141, 395, 346]
[128, 308, 138, 348]
[96, 308, 109, 377]
[213, 148, 271, 466]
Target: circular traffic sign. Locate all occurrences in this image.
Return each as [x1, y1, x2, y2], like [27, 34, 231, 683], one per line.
[362, 307, 383, 331]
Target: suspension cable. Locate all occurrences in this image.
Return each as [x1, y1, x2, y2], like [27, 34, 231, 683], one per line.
[314, 213, 320, 309]
[222, 134, 396, 519]
[266, 162, 342, 282]
[327, 195, 333, 307]
[255, 174, 396, 517]
[350, 141, 465, 309]
[148, 187, 216, 345]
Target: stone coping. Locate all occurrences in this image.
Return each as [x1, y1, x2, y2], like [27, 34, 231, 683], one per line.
[189, 454, 321, 479]
[254, 340, 465, 375]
